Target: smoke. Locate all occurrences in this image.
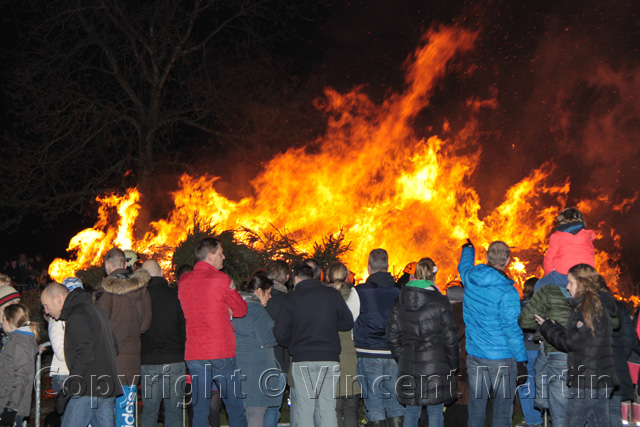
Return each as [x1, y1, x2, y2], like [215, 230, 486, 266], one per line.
[405, 0, 640, 286]
[523, 18, 639, 188]
[502, 2, 640, 288]
[167, 0, 640, 285]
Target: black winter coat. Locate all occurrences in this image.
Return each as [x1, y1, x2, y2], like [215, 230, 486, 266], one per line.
[61, 289, 123, 398]
[540, 290, 618, 390]
[265, 287, 290, 375]
[274, 279, 353, 363]
[611, 301, 634, 400]
[449, 301, 468, 406]
[140, 276, 186, 365]
[386, 286, 459, 406]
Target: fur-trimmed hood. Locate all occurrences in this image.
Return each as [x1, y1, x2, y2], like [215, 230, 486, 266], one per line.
[100, 269, 150, 295]
[94, 267, 153, 384]
[239, 291, 261, 304]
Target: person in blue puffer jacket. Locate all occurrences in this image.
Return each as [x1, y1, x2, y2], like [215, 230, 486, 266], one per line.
[457, 239, 527, 427]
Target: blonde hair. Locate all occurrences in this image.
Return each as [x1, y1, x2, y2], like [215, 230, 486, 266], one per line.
[0, 273, 11, 287]
[3, 303, 40, 343]
[415, 257, 437, 282]
[327, 262, 349, 291]
[568, 264, 602, 335]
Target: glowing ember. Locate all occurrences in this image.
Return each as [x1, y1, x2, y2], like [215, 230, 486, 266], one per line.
[49, 26, 630, 297]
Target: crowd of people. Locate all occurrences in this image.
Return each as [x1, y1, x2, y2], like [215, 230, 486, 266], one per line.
[0, 207, 639, 427]
[1, 252, 50, 290]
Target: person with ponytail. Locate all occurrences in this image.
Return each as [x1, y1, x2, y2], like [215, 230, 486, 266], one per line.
[327, 261, 361, 427]
[0, 303, 40, 426]
[233, 274, 283, 427]
[386, 257, 459, 427]
[535, 263, 618, 426]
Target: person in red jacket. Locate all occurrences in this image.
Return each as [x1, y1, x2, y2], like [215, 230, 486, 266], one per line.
[178, 237, 248, 427]
[535, 207, 596, 292]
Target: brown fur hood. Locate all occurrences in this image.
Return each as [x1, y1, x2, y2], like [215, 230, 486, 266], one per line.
[99, 269, 150, 295]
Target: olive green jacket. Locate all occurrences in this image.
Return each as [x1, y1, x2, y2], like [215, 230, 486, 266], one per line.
[519, 285, 571, 354]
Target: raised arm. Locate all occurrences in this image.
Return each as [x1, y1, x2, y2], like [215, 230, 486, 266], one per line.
[457, 245, 476, 283]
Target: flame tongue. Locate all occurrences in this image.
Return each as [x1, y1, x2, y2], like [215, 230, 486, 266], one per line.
[49, 26, 624, 294]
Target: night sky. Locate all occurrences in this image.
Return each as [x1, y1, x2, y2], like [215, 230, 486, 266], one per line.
[1, 0, 639, 285]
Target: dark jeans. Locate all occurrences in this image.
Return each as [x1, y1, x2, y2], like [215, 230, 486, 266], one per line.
[141, 362, 186, 427]
[467, 355, 517, 427]
[564, 387, 610, 426]
[62, 396, 115, 427]
[535, 351, 570, 427]
[186, 358, 247, 427]
[357, 357, 404, 421]
[186, 385, 222, 427]
[336, 394, 360, 427]
[51, 374, 68, 395]
[609, 393, 623, 427]
[518, 349, 543, 425]
[264, 404, 281, 427]
[405, 403, 444, 427]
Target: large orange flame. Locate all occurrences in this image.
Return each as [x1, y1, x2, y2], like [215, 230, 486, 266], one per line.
[49, 26, 629, 294]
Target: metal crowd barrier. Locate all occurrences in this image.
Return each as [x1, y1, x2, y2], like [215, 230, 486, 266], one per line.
[31, 354, 232, 427]
[35, 342, 51, 427]
[33, 346, 187, 427]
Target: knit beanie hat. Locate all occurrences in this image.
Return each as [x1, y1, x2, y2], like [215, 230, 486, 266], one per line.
[0, 286, 21, 308]
[62, 277, 83, 292]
